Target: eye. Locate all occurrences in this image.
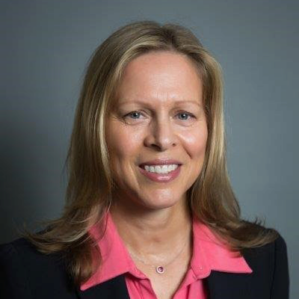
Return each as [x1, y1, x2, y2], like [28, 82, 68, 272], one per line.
[176, 112, 195, 120]
[125, 111, 142, 119]
[122, 111, 147, 124]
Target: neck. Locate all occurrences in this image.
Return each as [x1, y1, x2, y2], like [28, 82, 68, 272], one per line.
[110, 195, 192, 256]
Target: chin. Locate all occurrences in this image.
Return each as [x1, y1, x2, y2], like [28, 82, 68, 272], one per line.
[138, 192, 186, 211]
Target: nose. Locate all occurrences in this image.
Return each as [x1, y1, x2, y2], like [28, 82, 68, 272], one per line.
[144, 117, 177, 151]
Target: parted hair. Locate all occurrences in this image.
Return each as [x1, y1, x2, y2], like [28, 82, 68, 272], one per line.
[25, 20, 279, 285]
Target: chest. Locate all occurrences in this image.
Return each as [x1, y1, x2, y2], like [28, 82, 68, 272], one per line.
[133, 253, 191, 299]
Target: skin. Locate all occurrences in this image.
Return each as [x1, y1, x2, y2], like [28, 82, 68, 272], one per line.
[105, 51, 208, 298]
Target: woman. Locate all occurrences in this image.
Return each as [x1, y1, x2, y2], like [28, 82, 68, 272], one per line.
[0, 21, 289, 299]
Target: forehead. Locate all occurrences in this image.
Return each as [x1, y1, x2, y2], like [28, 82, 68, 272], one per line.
[115, 51, 203, 106]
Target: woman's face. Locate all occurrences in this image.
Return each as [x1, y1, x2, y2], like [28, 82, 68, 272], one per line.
[106, 51, 208, 211]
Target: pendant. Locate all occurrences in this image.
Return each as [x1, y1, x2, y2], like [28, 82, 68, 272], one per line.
[156, 266, 165, 274]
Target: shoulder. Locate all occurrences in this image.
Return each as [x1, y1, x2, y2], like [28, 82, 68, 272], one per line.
[0, 237, 68, 275]
[242, 233, 288, 264]
[242, 233, 289, 298]
[1, 237, 59, 262]
[0, 238, 76, 299]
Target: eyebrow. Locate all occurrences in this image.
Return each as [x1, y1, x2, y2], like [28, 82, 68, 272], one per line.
[117, 99, 203, 108]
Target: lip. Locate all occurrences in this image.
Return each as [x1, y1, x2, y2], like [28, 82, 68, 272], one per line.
[139, 159, 182, 167]
[138, 162, 182, 183]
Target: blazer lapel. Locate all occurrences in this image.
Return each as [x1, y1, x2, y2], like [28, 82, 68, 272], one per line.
[206, 271, 252, 299]
[76, 269, 253, 299]
[77, 275, 130, 299]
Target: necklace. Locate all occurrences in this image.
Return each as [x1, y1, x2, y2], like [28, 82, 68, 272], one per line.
[127, 234, 190, 274]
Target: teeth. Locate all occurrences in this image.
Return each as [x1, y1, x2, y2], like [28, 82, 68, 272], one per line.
[144, 164, 178, 174]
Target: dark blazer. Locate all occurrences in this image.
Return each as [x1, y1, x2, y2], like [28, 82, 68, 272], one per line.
[0, 235, 289, 299]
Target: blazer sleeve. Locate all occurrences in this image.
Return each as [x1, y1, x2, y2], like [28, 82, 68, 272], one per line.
[270, 235, 290, 299]
[0, 242, 33, 299]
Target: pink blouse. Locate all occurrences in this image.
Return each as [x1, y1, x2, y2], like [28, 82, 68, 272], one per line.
[81, 212, 253, 298]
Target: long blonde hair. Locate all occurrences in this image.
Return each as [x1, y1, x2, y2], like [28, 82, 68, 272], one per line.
[25, 20, 279, 285]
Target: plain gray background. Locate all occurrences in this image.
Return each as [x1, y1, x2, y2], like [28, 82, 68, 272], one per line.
[1, 0, 298, 297]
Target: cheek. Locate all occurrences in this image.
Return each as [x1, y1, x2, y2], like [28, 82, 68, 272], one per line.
[106, 126, 145, 189]
[106, 124, 144, 166]
[181, 128, 208, 158]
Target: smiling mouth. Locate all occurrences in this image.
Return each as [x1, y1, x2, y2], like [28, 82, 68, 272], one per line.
[138, 164, 181, 182]
[141, 164, 179, 174]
